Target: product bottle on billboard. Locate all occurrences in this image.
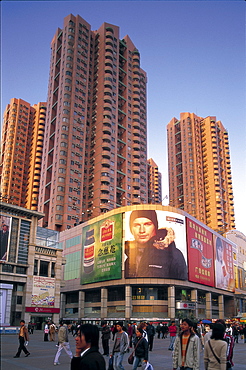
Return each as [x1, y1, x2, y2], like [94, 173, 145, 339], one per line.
[83, 229, 95, 274]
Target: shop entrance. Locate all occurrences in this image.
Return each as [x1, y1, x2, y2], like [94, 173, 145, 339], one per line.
[31, 315, 51, 330]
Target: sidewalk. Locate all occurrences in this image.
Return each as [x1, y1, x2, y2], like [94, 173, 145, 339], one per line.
[1, 331, 246, 369]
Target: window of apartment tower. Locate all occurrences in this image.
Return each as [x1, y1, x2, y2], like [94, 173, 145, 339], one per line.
[39, 261, 49, 277]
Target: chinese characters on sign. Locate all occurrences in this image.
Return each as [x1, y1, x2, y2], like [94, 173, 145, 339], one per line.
[81, 214, 122, 284]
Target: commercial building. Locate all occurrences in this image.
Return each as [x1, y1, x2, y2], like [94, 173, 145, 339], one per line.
[147, 158, 162, 204]
[0, 202, 63, 327]
[60, 204, 242, 323]
[226, 230, 246, 315]
[0, 98, 46, 210]
[167, 112, 235, 234]
[39, 14, 148, 232]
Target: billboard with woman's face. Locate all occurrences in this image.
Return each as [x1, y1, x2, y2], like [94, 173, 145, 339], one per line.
[0, 215, 12, 261]
[214, 235, 235, 292]
[124, 210, 188, 280]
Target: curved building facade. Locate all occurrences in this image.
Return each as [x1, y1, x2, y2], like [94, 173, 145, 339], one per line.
[60, 205, 237, 322]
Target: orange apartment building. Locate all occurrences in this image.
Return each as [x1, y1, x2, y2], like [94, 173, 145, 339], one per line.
[38, 14, 148, 231]
[0, 98, 46, 210]
[147, 158, 162, 204]
[167, 112, 235, 234]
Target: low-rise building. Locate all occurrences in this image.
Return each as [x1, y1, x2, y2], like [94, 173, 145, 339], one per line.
[0, 202, 63, 328]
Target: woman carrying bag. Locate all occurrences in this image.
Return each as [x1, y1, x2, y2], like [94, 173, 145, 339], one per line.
[204, 323, 227, 370]
[131, 328, 148, 370]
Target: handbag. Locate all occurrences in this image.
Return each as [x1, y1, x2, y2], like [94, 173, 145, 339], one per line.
[208, 340, 231, 369]
[128, 352, 134, 364]
[128, 337, 143, 364]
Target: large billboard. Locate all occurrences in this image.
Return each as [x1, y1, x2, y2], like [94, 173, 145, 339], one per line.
[186, 219, 215, 287]
[31, 276, 55, 307]
[81, 213, 122, 284]
[124, 210, 187, 279]
[214, 235, 235, 292]
[0, 215, 12, 261]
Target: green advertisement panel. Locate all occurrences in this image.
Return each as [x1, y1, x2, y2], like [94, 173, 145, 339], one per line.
[81, 213, 122, 284]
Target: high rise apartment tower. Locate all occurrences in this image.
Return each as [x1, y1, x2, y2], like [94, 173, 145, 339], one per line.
[39, 14, 147, 231]
[167, 112, 235, 233]
[147, 158, 162, 204]
[0, 98, 46, 210]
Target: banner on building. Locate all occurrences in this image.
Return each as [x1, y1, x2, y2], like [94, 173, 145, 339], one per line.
[186, 219, 215, 287]
[214, 235, 235, 292]
[31, 276, 55, 307]
[124, 210, 187, 280]
[0, 215, 12, 261]
[81, 213, 122, 284]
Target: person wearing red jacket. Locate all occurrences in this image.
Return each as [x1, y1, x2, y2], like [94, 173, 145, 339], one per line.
[168, 321, 177, 351]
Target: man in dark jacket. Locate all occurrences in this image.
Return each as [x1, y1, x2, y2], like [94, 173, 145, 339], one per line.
[146, 322, 155, 351]
[71, 324, 105, 370]
[101, 321, 111, 356]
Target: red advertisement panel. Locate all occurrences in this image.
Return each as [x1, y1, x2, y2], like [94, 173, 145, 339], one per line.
[214, 235, 235, 292]
[25, 307, 60, 313]
[187, 219, 215, 287]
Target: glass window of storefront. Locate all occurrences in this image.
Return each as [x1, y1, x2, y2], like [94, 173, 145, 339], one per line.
[212, 294, 219, 306]
[175, 288, 191, 302]
[108, 287, 125, 301]
[132, 286, 168, 300]
[85, 289, 101, 302]
[66, 292, 79, 304]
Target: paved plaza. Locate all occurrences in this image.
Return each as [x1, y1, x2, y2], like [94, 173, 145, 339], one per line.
[1, 330, 246, 370]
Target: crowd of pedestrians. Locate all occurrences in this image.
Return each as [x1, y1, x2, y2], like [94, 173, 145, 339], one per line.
[12, 318, 246, 369]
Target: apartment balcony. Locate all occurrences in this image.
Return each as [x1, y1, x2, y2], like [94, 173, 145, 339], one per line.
[102, 151, 111, 159]
[133, 121, 140, 130]
[101, 158, 111, 167]
[132, 166, 140, 173]
[102, 133, 111, 142]
[101, 184, 110, 192]
[102, 142, 111, 151]
[100, 188, 110, 199]
[133, 142, 140, 151]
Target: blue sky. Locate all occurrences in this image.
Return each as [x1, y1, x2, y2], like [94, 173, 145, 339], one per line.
[1, 1, 245, 234]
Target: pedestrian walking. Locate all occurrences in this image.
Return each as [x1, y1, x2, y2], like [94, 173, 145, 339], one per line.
[13, 320, 31, 358]
[242, 325, 246, 343]
[168, 321, 177, 350]
[146, 322, 155, 351]
[204, 323, 227, 370]
[204, 324, 213, 345]
[49, 322, 56, 341]
[54, 319, 73, 366]
[111, 321, 129, 370]
[216, 319, 234, 368]
[111, 323, 118, 340]
[28, 322, 32, 334]
[71, 323, 106, 370]
[162, 323, 168, 338]
[156, 323, 162, 339]
[127, 323, 133, 348]
[132, 328, 148, 370]
[101, 320, 111, 356]
[44, 320, 49, 341]
[232, 325, 239, 343]
[138, 322, 148, 342]
[172, 318, 200, 370]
